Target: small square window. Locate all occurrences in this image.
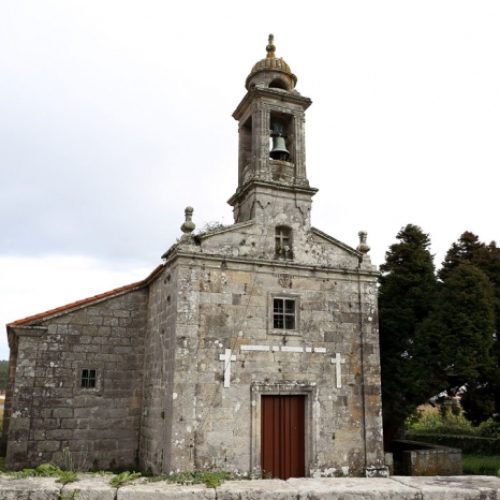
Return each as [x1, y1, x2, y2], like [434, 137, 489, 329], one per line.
[81, 368, 97, 389]
[273, 298, 296, 330]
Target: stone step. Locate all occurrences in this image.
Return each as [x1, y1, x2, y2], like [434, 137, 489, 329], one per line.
[0, 474, 499, 499]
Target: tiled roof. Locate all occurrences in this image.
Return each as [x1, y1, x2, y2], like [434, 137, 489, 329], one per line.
[8, 264, 164, 327]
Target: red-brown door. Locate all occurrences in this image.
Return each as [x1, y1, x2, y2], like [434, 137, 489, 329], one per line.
[261, 395, 305, 479]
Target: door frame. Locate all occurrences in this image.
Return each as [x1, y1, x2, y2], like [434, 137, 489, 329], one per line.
[250, 381, 316, 478]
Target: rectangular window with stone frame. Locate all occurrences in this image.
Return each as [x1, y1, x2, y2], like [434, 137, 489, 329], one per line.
[273, 297, 296, 330]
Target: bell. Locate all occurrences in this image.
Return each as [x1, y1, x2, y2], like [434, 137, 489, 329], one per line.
[270, 136, 290, 160]
[270, 122, 290, 161]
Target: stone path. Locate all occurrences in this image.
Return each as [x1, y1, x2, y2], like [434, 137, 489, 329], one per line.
[0, 474, 499, 499]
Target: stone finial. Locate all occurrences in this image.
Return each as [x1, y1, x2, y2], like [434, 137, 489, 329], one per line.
[266, 34, 276, 58]
[357, 231, 370, 254]
[180, 206, 195, 238]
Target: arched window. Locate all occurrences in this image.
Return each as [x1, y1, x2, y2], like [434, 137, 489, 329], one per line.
[275, 226, 293, 259]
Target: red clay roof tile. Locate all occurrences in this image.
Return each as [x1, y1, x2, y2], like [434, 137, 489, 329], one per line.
[8, 264, 164, 328]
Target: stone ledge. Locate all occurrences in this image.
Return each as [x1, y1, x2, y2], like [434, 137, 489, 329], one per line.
[0, 475, 499, 499]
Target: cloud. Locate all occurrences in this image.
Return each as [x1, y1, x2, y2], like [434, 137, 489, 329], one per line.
[0, 1, 499, 361]
[0, 255, 151, 359]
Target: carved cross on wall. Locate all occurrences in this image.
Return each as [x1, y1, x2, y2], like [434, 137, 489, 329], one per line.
[219, 348, 236, 388]
[331, 353, 346, 389]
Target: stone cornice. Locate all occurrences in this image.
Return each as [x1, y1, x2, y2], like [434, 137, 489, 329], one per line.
[163, 247, 379, 279]
[233, 87, 312, 121]
[227, 179, 318, 207]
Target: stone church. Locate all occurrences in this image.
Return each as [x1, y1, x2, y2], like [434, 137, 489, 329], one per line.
[2, 36, 386, 478]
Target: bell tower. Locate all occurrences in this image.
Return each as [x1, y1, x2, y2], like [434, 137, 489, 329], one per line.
[228, 35, 318, 227]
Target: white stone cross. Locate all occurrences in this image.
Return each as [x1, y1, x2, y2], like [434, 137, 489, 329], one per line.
[219, 348, 236, 388]
[331, 353, 346, 389]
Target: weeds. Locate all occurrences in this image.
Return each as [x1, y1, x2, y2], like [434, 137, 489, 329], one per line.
[11, 463, 78, 484]
[163, 470, 232, 488]
[6, 461, 234, 490]
[109, 471, 142, 487]
[57, 470, 78, 484]
[58, 492, 78, 500]
[201, 471, 230, 488]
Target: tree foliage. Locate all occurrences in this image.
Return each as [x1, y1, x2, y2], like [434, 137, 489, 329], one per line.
[417, 264, 495, 392]
[379, 227, 499, 446]
[439, 232, 500, 424]
[379, 224, 438, 445]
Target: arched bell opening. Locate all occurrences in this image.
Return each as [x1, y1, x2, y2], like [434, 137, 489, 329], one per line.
[269, 78, 290, 91]
[269, 112, 294, 163]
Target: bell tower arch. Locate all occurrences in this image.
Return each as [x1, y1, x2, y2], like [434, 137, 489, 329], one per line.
[228, 35, 318, 226]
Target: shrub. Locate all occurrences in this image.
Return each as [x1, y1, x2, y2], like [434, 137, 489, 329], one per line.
[406, 404, 476, 435]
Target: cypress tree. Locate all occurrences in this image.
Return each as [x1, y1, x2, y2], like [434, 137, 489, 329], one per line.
[425, 265, 494, 386]
[440, 232, 500, 423]
[379, 224, 438, 446]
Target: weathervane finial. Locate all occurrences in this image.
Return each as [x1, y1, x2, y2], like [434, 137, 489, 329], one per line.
[266, 34, 276, 58]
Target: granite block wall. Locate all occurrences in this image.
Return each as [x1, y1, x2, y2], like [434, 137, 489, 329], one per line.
[139, 265, 177, 474]
[5, 289, 148, 471]
[156, 251, 384, 477]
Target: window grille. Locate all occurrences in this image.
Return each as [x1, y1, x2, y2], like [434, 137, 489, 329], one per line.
[81, 368, 97, 389]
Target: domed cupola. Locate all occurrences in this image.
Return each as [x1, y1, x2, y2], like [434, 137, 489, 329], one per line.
[245, 34, 297, 91]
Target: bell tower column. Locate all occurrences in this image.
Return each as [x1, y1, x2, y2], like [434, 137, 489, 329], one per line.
[295, 114, 308, 186]
[254, 103, 270, 181]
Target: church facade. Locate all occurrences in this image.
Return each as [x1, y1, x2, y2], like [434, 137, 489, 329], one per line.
[3, 37, 387, 478]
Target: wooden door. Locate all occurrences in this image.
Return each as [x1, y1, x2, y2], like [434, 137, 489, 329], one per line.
[261, 395, 305, 479]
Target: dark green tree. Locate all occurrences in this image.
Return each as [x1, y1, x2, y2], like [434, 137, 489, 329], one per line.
[417, 264, 495, 389]
[439, 232, 500, 423]
[379, 224, 438, 446]
[439, 231, 487, 280]
[460, 382, 496, 426]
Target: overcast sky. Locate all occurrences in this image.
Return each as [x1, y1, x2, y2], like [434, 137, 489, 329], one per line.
[1, 1, 499, 359]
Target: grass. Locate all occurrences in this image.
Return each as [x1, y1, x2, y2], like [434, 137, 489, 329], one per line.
[463, 455, 500, 475]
